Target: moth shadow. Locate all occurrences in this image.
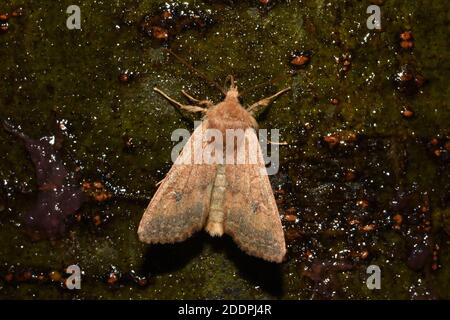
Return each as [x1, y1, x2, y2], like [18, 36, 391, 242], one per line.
[142, 234, 204, 275]
[141, 233, 284, 297]
[210, 235, 284, 298]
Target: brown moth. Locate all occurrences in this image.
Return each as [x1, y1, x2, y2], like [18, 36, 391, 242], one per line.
[138, 76, 290, 263]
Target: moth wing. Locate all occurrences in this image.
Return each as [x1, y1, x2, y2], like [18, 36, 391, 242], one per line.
[224, 129, 286, 263]
[138, 122, 217, 244]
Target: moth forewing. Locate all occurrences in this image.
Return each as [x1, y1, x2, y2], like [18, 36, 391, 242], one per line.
[245, 128, 260, 167]
[202, 128, 224, 165]
[223, 129, 286, 263]
[138, 122, 217, 244]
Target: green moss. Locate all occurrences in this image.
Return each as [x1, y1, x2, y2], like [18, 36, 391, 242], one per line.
[0, 0, 449, 299]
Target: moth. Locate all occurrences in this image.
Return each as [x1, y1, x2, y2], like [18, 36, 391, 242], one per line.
[138, 76, 290, 263]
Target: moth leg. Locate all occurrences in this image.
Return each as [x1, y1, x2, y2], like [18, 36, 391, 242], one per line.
[154, 87, 206, 114]
[246, 87, 291, 116]
[155, 178, 164, 187]
[181, 90, 214, 109]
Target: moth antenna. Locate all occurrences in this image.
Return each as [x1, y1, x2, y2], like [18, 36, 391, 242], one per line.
[224, 75, 237, 91]
[163, 48, 226, 96]
[239, 73, 289, 97]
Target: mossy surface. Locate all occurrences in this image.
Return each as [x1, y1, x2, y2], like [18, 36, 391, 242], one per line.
[0, 0, 448, 299]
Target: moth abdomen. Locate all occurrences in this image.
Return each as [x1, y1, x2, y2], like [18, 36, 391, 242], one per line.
[205, 164, 226, 237]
